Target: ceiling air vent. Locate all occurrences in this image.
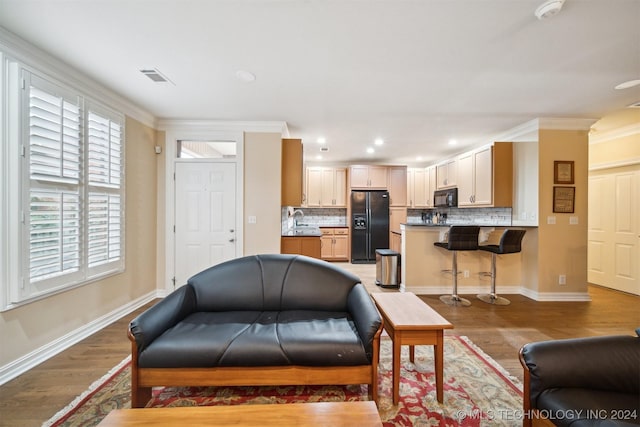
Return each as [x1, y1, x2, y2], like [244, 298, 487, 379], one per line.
[320, 147, 329, 152]
[140, 68, 174, 84]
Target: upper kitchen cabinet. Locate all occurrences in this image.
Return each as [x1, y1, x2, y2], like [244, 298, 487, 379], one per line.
[436, 159, 457, 189]
[350, 165, 388, 189]
[407, 167, 427, 208]
[457, 142, 513, 208]
[387, 166, 407, 206]
[282, 139, 303, 206]
[305, 166, 347, 207]
[407, 166, 435, 208]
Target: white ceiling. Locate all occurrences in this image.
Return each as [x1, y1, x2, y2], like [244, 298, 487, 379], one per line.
[0, 0, 638, 164]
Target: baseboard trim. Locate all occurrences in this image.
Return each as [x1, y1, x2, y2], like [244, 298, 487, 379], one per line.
[0, 290, 159, 386]
[519, 287, 592, 302]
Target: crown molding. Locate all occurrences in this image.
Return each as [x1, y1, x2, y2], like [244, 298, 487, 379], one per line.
[157, 119, 289, 136]
[0, 26, 156, 129]
[589, 122, 640, 145]
[537, 117, 598, 131]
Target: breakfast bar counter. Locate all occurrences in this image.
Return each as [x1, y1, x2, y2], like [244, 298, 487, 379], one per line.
[400, 223, 537, 296]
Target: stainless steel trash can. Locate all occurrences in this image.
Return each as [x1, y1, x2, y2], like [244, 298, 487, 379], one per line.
[375, 249, 400, 288]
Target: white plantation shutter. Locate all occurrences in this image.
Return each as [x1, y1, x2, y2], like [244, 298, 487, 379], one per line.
[86, 106, 124, 275]
[17, 70, 125, 302]
[27, 74, 83, 286]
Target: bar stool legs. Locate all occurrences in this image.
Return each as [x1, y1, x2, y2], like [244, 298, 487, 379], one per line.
[477, 253, 511, 305]
[440, 252, 472, 307]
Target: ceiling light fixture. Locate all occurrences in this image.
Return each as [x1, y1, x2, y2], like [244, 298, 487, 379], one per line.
[235, 70, 256, 82]
[615, 79, 640, 90]
[448, 139, 458, 146]
[535, 0, 565, 20]
[317, 137, 326, 144]
[315, 155, 323, 160]
[374, 138, 384, 146]
[366, 147, 375, 154]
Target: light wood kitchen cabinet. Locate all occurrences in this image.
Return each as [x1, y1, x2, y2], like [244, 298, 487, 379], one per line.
[407, 168, 428, 208]
[387, 166, 407, 206]
[436, 159, 457, 189]
[457, 142, 513, 208]
[425, 166, 436, 207]
[389, 207, 406, 234]
[320, 228, 349, 261]
[281, 236, 321, 259]
[350, 165, 388, 189]
[281, 139, 303, 206]
[305, 167, 347, 207]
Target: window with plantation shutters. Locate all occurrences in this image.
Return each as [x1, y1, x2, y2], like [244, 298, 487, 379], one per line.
[12, 69, 125, 304]
[27, 75, 83, 285]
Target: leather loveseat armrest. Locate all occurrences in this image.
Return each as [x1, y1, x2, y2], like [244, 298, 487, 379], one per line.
[520, 334, 640, 408]
[347, 283, 383, 361]
[129, 284, 197, 352]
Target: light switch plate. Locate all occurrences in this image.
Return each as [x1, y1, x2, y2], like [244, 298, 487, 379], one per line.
[547, 216, 556, 225]
[569, 216, 579, 225]
[248, 215, 257, 224]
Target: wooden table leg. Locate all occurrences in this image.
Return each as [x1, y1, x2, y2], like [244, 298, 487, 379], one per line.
[435, 331, 444, 403]
[392, 337, 401, 405]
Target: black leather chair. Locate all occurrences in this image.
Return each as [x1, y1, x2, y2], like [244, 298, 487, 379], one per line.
[477, 229, 526, 305]
[434, 226, 480, 307]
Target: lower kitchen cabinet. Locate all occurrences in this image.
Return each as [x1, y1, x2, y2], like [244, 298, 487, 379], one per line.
[320, 228, 349, 261]
[281, 237, 321, 259]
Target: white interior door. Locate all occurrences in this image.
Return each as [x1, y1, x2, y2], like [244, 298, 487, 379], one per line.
[174, 162, 236, 287]
[588, 166, 639, 295]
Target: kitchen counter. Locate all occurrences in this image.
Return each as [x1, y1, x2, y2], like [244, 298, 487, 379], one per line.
[281, 227, 322, 237]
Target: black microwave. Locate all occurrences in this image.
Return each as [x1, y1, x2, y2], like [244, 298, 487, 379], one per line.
[434, 188, 458, 208]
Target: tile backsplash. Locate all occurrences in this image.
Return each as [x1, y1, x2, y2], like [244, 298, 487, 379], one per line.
[281, 207, 347, 232]
[407, 207, 512, 226]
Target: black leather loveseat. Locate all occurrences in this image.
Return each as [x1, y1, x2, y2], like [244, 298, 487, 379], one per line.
[128, 254, 383, 408]
[519, 331, 640, 427]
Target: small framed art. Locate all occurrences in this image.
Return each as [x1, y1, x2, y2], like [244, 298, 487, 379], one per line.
[554, 160, 574, 184]
[553, 186, 575, 213]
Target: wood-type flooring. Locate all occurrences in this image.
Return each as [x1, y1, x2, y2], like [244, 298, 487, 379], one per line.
[1, 263, 638, 426]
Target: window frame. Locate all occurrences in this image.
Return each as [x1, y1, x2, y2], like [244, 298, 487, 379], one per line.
[1, 57, 126, 310]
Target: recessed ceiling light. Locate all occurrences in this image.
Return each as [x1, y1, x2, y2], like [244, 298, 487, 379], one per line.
[235, 70, 256, 82]
[374, 138, 384, 146]
[315, 155, 323, 160]
[317, 137, 326, 144]
[448, 139, 458, 146]
[416, 156, 423, 161]
[615, 79, 640, 90]
[366, 147, 375, 154]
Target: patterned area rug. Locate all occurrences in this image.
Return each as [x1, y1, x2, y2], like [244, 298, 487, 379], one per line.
[44, 336, 523, 427]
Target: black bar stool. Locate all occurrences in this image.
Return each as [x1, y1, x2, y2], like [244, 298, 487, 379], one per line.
[477, 229, 526, 305]
[434, 226, 480, 307]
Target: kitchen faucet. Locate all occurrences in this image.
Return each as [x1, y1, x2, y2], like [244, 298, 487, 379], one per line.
[292, 209, 305, 226]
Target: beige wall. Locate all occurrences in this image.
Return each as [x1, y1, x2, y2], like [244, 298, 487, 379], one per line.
[243, 132, 282, 255]
[536, 128, 589, 294]
[0, 117, 158, 369]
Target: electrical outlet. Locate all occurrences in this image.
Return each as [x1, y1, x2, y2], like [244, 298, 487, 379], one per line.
[248, 215, 257, 224]
[463, 270, 469, 278]
[559, 274, 566, 285]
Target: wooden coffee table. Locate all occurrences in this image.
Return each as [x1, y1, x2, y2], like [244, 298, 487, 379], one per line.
[97, 401, 382, 426]
[371, 292, 453, 404]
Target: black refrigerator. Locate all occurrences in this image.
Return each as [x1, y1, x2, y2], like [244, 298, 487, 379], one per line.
[351, 190, 390, 263]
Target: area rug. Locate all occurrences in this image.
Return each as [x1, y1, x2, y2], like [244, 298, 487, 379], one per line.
[43, 336, 523, 427]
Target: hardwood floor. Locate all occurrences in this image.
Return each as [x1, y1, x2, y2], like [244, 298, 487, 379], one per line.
[1, 263, 638, 427]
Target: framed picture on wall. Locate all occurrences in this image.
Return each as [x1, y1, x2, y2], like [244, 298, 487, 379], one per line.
[554, 160, 574, 184]
[553, 186, 575, 213]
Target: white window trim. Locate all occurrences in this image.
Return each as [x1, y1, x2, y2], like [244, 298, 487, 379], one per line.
[1, 54, 126, 311]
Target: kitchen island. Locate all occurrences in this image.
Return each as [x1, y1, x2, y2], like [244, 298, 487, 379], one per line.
[400, 223, 536, 296]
